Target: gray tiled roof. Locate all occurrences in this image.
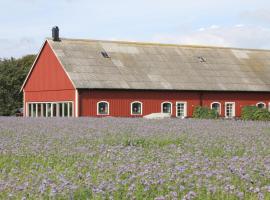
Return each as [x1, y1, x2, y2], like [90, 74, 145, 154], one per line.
[48, 38, 270, 91]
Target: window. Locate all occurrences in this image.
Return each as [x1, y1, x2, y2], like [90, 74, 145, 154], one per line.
[211, 102, 221, 115]
[256, 102, 266, 109]
[225, 102, 235, 118]
[27, 102, 73, 117]
[161, 102, 172, 114]
[97, 101, 109, 115]
[176, 102, 187, 118]
[131, 101, 142, 115]
[101, 51, 110, 58]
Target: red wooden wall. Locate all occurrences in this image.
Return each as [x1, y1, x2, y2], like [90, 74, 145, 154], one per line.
[79, 89, 270, 118]
[23, 41, 76, 115]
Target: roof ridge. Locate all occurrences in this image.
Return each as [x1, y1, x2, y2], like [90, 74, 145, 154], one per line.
[46, 37, 270, 52]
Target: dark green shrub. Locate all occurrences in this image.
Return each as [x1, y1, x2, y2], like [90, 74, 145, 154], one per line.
[241, 106, 258, 120]
[241, 106, 270, 121]
[193, 106, 219, 119]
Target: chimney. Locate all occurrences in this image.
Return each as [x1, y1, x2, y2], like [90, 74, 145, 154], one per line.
[52, 26, 60, 41]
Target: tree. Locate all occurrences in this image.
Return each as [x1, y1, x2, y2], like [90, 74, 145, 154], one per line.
[0, 55, 36, 116]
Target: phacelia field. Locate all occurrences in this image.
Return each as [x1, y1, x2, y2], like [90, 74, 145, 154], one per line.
[0, 117, 270, 199]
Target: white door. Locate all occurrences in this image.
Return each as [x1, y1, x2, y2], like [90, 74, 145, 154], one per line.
[225, 102, 235, 118]
[176, 102, 187, 118]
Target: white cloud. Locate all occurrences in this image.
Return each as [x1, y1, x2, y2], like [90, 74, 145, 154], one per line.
[241, 9, 270, 23]
[152, 25, 270, 49]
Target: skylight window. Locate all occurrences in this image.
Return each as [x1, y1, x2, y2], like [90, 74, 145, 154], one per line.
[197, 56, 206, 63]
[101, 51, 110, 58]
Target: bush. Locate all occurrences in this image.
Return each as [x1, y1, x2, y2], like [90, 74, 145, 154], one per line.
[193, 106, 219, 119]
[241, 106, 270, 121]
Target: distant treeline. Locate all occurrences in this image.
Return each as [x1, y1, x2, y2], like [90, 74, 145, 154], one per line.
[0, 55, 35, 116]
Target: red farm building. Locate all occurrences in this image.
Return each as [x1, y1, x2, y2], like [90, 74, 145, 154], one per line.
[21, 29, 270, 118]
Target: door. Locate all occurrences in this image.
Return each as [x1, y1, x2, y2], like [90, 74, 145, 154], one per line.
[176, 102, 187, 118]
[225, 102, 235, 118]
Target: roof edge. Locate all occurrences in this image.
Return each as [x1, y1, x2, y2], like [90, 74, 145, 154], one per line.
[46, 37, 270, 52]
[20, 40, 47, 92]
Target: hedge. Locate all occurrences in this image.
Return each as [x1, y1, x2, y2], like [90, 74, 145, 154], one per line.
[241, 106, 270, 121]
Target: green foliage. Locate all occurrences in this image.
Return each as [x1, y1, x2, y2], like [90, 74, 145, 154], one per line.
[192, 106, 219, 119]
[0, 55, 35, 116]
[241, 106, 270, 121]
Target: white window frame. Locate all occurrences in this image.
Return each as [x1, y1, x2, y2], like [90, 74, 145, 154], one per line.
[161, 102, 173, 114]
[27, 101, 74, 117]
[210, 102, 221, 115]
[225, 102, 235, 118]
[256, 102, 266, 109]
[97, 101, 110, 115]
[131, 101, 143, 115]
[176, 101, 187, 118]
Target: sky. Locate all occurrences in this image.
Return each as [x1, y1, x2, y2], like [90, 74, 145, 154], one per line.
[0, 0, 270, 58]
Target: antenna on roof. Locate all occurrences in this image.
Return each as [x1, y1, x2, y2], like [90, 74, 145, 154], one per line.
[52, 26, 60, 42]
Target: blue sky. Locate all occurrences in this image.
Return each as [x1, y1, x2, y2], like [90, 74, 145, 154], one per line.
[1, 0, 270, 58]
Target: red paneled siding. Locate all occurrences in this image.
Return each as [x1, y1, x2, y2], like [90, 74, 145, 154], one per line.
[23, 41, 76, 115]
[79, 89, 270, 118]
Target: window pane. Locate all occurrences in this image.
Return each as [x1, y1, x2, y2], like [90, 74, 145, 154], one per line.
[47, 104, 52, 117]
[42, 104, 46, 117]
[177, 103, 185, 117]
[226, 103, 234, 118]
[212, 103, 220, 114]
[257, 103, 265, 109]
[64, 103, 68, 117]
[37, 104, 42, 117]
[162, 103, 171, 113]
[98, 102, 108, 115]
[52, 104, 57, 117]
[28, 104, 32, 117]
[132, 103, 141, 115]
[33, 104, 37, 117]
[69, 102, 73, 117]
[59, 103, 63, 117]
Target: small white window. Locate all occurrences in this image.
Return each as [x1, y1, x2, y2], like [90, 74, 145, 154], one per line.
[225, 102, 235, 118]
[97, 101, 109, 115]
[161, 102, 172, 114]
[131, 101, 142, 115]
[211, 102, 221, 114]
[256, 102, 266, 109]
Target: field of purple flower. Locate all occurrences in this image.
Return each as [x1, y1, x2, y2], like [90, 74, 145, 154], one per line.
[0, 117, 270, 199]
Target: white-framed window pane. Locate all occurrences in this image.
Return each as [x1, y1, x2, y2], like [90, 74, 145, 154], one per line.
[162, 103, 171, 114]
[211, 103, 220, 114]
[42, 103, 46, 117]
[28, 104, 32, 117]
[177, 103, 185, 117]
[33, 104, 37, 117]
[132, 103, 141, 115]
[59, 103, 63, 117]
[257, 103, 265, 109]
[69, 102, 73, 117]
[47, 103, 52, 117]
[98, 102, 108, 115]
[37, 104, 42, 117]
[64, 103, 68, 117]
[52, 103, 57, 117]
[226, 103, 234, 118]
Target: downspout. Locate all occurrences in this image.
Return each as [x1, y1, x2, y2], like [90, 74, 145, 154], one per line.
[199, 92, 203, 107]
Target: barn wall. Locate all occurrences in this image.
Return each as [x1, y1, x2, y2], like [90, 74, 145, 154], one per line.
[23, 41, 76, 115]
[79, 89, 270, 118]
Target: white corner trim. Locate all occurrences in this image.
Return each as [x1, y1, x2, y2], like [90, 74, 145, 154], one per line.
[75, 90, 79, 117]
